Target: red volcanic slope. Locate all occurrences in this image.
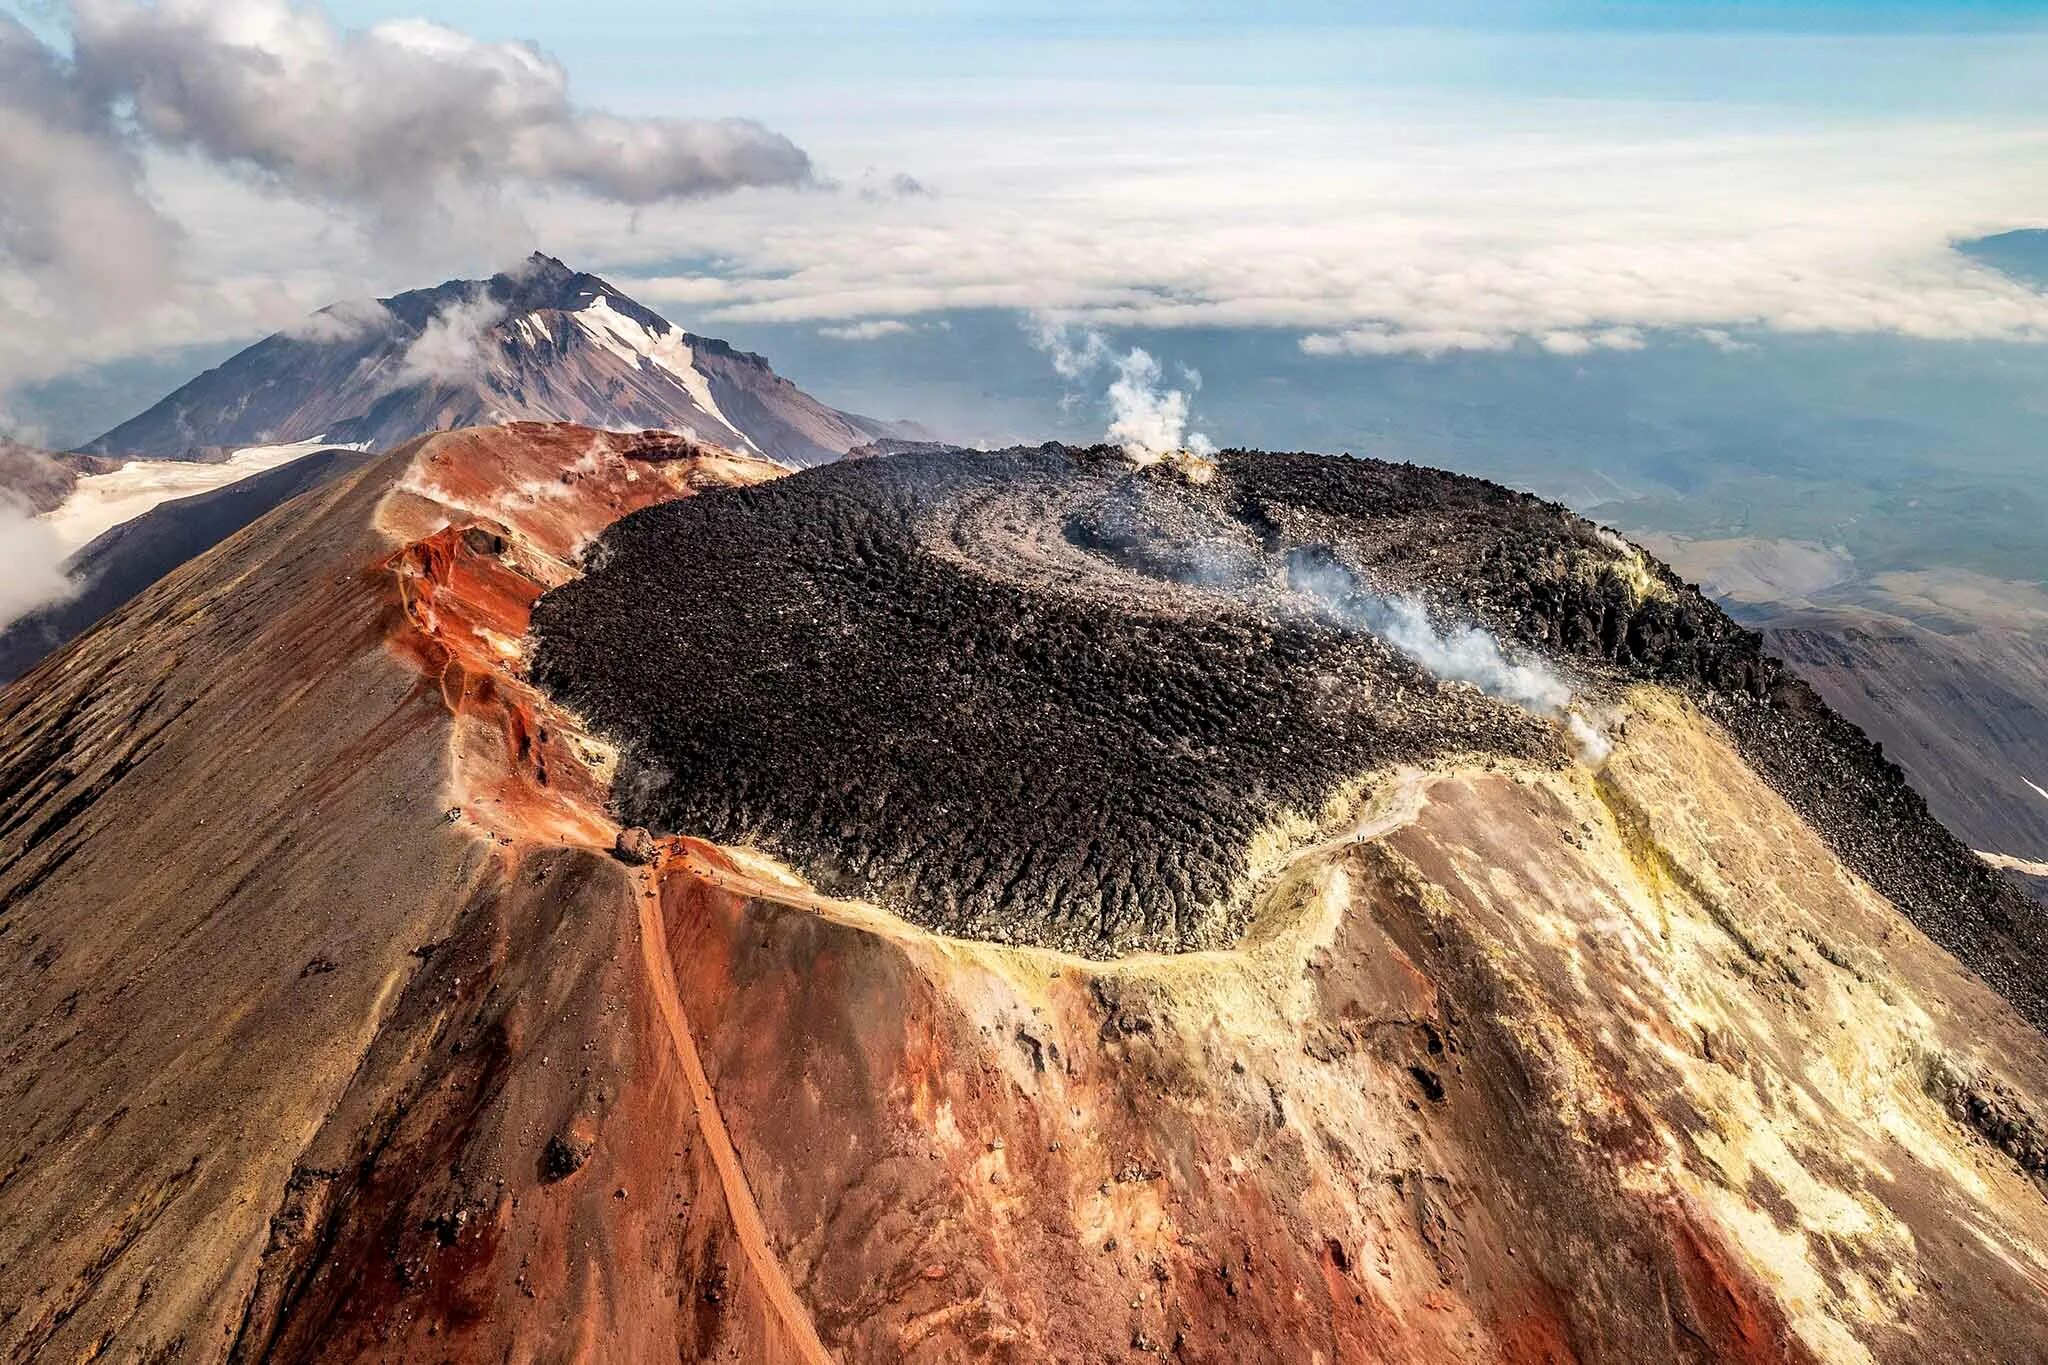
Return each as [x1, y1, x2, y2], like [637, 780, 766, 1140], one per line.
[0, 421, 2046, 1362]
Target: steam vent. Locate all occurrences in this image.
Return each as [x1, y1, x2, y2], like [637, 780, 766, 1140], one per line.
[532, 444, 2042, 980]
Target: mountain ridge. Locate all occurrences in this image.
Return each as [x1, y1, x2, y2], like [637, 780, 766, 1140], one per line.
[4, 422, 2048, 1360]
[78, 254, 922, 467]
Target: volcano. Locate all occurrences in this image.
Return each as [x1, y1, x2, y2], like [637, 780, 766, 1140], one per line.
[77, 254, 922, 467]
[2, 423, 2047, 1362]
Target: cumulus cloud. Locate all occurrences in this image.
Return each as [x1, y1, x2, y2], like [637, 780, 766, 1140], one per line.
[0, 13, 174, 320]
[0, 499, 77, 632]
[1696, 327, 1758, 353]
[855, 171, 933, 202]
[65, 1, 811, 224]
[818, 319, 914, 341]
[1535, 326, 1646, 357]
[391, 291, 507, 388]
[0, 0, 815, 411]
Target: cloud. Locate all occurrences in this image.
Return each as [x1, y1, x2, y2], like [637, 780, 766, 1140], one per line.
[856, 171, 933, 202]
[0, 0, 815, 407]
[818, 319, 914, 341]
[1696, 327, 1758, 353]
[0, 498, 77, 632]
[0, 14, 175, 320]
[1300, 327, 1518, 359]
[391, 290, 507, 388]
[603, 77, 2048, 359]
[66, 2, 811, 223]
[1535, 326, 1646, 357]
[282, 296, 395, 343]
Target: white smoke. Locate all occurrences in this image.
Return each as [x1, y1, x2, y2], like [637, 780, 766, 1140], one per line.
[1291, 557, 1611, 765]
[391, 290, 507, 387]
[1025, 316, 1110, 383]
[0, 498, 78, 631]
[1026, 317, 1216, 464]
[1106, 348, 1217, 463]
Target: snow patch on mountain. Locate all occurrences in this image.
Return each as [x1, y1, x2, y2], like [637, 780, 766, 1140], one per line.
[570, 295, 759, 453]
[41, 440, 366, 553]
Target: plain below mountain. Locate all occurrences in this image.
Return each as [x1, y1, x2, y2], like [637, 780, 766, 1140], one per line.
[1749, 601, 2048, 901]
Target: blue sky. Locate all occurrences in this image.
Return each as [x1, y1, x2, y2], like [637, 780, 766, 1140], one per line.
[308, 1, 2048, 113]
[5, 0, 2048, 608]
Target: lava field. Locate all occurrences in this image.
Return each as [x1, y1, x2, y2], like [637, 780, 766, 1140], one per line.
[533, 445, 1623, 953]
[531, 444, 2048, 989]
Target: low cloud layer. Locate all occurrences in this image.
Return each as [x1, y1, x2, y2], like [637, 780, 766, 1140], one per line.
[392, 291, 507, 388]
[818, 319, 913, 341]
[611, 62, 2048, 359]
[283, 298, 397, 344]
[0, 500, 77, 633]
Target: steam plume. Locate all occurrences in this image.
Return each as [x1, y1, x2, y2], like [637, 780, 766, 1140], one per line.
[1107, 348, 1217, 464]
[1027, 318, 1216, 465]
[1290, 557, 1611, 764]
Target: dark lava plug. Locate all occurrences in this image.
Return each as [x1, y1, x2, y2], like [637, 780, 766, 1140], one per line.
[530, 444, 2048, 995]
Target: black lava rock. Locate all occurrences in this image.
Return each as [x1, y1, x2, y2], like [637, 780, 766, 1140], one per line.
[529, 445, 2048, 1029]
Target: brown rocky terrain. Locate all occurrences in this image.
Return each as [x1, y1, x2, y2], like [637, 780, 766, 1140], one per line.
[1, 424, 2046, 1363]
[0, 441, 112, 516]
[1752, 604, 2048, 899]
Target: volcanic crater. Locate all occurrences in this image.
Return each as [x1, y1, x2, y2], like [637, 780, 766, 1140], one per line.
[532, 443, 2046, 988]
[533, 446, 1654, 952]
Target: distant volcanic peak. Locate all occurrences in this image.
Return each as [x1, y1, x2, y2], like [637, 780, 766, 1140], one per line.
[79, 260, 906, 466]
[529, 444, 1699, 955]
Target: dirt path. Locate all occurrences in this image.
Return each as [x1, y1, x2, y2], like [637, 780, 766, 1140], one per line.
[636, 880, 836, 1365]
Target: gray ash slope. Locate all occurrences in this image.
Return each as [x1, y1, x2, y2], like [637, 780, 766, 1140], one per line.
[532, 445, 2048, 1020]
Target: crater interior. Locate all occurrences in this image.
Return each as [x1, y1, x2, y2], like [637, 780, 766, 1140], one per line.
[529, 444, 1750, 953]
